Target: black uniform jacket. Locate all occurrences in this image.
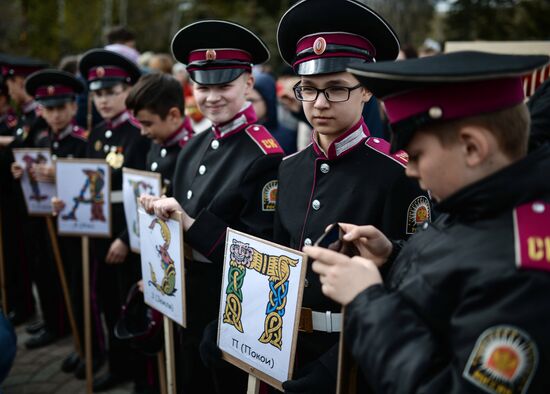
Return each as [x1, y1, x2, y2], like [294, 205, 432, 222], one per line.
[86, 111, 150, 245]
[173, 104, 284, 265]
[146, 119, 193, 197]
[345, 145, 550, 394]
[36, 123, 88, 159]
[274, 119, 430, 314]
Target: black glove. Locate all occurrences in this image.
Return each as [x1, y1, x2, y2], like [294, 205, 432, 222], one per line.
[199, 320, 222, 368]
[282, 359, 336, 394]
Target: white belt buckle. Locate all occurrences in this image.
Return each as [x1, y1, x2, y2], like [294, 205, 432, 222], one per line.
[325, 311, 333, 333]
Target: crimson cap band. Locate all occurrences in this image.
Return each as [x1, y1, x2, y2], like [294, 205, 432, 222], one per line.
[0, 54, 48, 78]
[347, 51, 550, 152]
[25, 69, 84, 107]
[171, 20, 269, 85]
[277, 0, 399, 76]
[79, 48, 141, 91]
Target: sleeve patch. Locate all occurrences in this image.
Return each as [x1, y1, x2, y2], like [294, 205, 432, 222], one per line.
[406, 195, 431, 234]
[262, 180, 278, 212]
[513, 201, 550, 272]
[463, 325, 538, 394]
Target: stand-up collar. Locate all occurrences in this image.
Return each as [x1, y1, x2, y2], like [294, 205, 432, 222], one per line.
[105, 110, 130, 130]
[312, 118, 370, 160]
[212, 102, 257, 140]
[52, 122, 74, 141]
[163, 120, 192, 147]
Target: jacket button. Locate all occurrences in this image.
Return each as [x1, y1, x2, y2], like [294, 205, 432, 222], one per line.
[51, 154, 58, 161]
[103, 144, 110, 152]
[304, 278, 309, 287]
[187, 190, 193, 199]
[532, 202, 545, 213]
[160, 149, 167, 158]
[304, 238, 312, 246]
[320, 163, 330, 174]
[312, 200, 321, 210]
[211, 140, 220, 150]
[198, 165, 206, 175]
[422, 222, 429, 230]
[52, 141, 59, 149]
[373, 138, 380, 144]
[105, 130, 112, 138]
[151, 162, 158, 171]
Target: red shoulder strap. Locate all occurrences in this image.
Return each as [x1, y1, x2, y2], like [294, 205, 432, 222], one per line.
[245, 124, 284, 155]
[365, 137, 408, 167]
[71, 125, 89, 141]
[514, 201, 550, 272]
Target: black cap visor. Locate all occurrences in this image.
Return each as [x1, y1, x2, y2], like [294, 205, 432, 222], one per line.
[89, 78, 126, 91]
[37, 95, 76, 107]
[189, 68, 247, 85]
[296, 57, 367, 76]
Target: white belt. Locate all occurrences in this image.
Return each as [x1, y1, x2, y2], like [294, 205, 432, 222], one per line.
[111, 190, 123, 204]
[312, 311, 342, 333]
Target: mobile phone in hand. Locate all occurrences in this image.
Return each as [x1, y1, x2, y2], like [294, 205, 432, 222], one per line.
[314, 223, 343, 250]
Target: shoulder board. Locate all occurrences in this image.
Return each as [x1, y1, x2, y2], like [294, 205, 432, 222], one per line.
[37, 129, 49, 140]
[245, 124, 284, 155]
[513, 201, 550, 273]
[365, 137, 408, 168]
[71, 126, 89, 141]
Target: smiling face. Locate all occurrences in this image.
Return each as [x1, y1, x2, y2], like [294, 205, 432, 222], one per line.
[300, 72, 371, 139]
[91, 83, 129, 120]
[41, 101, 77, 132]
[192, 73, 253, 125]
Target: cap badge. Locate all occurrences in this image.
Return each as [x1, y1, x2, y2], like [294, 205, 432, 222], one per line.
[206, 49, 217, 61]
[47, 85, 55, 96]
[313, 37, 327, 56]
[429, 106, 443, 119]
[96, 66, 105, 78]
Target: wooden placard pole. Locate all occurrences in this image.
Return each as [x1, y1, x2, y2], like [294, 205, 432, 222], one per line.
[157, 348, 168, 394]
[336, 308, 358, 394]
[246, 375, 261, 394]
[163, 316, 176, 394]
[45, 216, 82, 357]
[82, 236, 93, 394]
[0, 208, 7, 312]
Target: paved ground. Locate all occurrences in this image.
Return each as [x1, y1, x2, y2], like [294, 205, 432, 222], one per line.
[1, 323, 133, 394]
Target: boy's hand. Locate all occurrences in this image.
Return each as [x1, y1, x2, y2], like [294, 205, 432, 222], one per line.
[106, 238, 128, 264]
[305, 246, 382, 306]
[139, 194, 161, 214]
[10, 162, 23, 180]
[51, 197, 66, 216]
[338, 223, 393, 267]
[32, 164, 55, 183]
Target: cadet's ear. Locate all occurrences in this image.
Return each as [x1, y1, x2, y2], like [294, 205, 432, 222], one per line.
[361, 86, 373, 103]
[458, 125, 491, 167]
[244, 73, 255, 95]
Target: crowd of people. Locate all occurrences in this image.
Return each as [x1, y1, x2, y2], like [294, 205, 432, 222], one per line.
[1, 0, 549, 393]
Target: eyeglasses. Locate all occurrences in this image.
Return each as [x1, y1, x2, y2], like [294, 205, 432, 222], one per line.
[293, 82, 362, 103]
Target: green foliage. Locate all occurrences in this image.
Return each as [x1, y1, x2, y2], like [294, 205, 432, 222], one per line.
[444, 0, 550, 41]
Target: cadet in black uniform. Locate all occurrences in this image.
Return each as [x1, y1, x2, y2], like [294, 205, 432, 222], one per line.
[0, 55, 49, 327]
[22, 69, 99, 375]
[125, 72, 192, 198]
[54, 48, 150, 391]
[308, 52, 550, 393]
[141, 20, 284, 393]
[275, 1, 430, 391]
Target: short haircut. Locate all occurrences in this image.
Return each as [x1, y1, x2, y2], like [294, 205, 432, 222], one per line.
[125, 73, 184, 119]
[106, 26, 136, 44]
[421, 103, 530, 160]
